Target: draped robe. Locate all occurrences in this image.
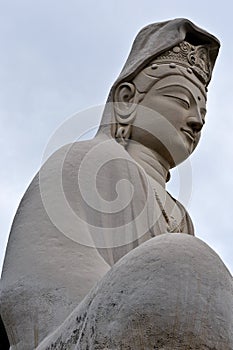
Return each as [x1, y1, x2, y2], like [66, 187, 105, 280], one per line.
[0, 133, 194, 349]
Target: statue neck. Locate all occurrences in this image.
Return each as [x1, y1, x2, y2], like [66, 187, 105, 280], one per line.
[126, 142, 170, 188]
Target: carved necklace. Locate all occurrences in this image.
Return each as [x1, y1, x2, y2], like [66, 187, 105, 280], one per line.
[153, 188, 183, 233]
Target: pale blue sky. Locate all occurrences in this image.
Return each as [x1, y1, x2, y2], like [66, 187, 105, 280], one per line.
[0, 0, 233, 274]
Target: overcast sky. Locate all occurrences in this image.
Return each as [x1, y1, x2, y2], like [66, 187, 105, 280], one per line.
[0, 0, 233, 275]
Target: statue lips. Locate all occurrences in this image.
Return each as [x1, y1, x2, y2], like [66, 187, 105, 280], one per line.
[181, 127, 195, 142]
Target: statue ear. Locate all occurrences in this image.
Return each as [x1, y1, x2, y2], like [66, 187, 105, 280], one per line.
[114, 82, 136, 102]
[113, 82, 137, 114]
[113, 82, 138, 146]
[114, 82, 136, 104]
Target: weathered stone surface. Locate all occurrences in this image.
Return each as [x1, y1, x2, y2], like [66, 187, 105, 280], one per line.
[37, 234, 233, 349]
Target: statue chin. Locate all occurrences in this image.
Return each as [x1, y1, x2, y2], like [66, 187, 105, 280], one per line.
[37, 234, 233, 350]
[129, 125, 196, 169]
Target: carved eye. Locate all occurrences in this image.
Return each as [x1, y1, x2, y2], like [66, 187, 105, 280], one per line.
[163, 94, 190, 109]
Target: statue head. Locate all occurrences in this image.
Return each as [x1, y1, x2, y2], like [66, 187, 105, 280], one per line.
[98, 18, 220, 167]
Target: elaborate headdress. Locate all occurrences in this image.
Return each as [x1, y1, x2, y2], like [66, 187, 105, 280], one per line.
[98, 18, 220, 136]
[151, 40, 211, 86]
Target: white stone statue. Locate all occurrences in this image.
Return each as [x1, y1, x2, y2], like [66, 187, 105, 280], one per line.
[1, 18, 232, 350]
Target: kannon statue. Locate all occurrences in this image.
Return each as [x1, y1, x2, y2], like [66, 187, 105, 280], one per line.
[1, 18, 233, 349]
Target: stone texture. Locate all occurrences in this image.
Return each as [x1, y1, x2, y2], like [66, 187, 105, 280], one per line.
[37, 234, 233, 350]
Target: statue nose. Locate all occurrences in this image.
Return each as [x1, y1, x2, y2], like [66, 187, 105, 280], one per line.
[187, 116, 204, 133]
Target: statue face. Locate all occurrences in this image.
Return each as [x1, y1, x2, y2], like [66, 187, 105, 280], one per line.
[131, 74, 207, 167]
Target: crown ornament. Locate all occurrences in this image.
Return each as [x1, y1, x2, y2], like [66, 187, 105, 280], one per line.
[152, 41, 211, 85]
